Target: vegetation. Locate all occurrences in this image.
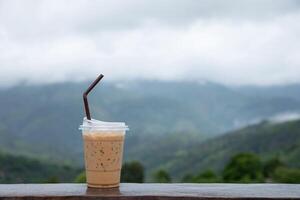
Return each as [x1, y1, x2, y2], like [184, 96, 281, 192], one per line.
[121, 161, 144, 183]
[1, 119, 300, 183]
[272, 167, 300, 183]
[152, 169, 171, 183]
[222, 153, 264, 183]
[180, 153, 300, 184]
[74, 172, 86, 183]
[0, 152, 81, 183]
[181, 170, 219, 183]
[161, 120, 300, 179]
[1, 81, 300, 169]
[0, 82, 300, 182]
[1, 148, 300, 184]
[263, 157, 285, 178]
[74, 152, 300, 184]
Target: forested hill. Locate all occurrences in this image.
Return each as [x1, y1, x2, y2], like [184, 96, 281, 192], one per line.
[163, 119, 300, 180]
[0, 81, 300, 165]
[1, 120, 299, 183]
[0, 151, 81, 183]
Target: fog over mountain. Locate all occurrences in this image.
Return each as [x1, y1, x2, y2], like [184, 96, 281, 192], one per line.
[1, 0, 300, 86]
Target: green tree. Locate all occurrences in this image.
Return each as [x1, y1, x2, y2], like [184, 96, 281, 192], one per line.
[121, 161, 144, 183]
[194, 170, 219, 183]
[263, 157, 284, 178]
[272, 167, 300, 183]
[153, 169, 171, 183]
[223, 153, 264, 183]
[181, 170, 219, 183]
[44, 176, 59, 183]
[181, 173, 194, 183]
[74, 171, 86, 183]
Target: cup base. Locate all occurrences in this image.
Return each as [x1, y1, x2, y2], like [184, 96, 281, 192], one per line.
[87, 183, 119, 188]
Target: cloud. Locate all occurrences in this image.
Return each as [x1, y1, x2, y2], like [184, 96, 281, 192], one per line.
[269, 112, 300, 123]
[0, 0, 300, 86]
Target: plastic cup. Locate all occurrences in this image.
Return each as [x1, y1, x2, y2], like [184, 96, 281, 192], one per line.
[79, 118, 128, 188]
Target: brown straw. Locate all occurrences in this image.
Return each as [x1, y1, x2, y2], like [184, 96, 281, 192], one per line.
[83, 74, 104, 120]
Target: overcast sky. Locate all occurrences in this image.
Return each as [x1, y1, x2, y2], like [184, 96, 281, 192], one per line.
[0, 0, 300, 86]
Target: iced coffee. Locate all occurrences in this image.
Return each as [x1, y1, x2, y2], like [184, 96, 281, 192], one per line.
[80, 118, 128, 188]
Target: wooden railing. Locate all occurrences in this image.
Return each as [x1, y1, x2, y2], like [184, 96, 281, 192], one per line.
[0, 183, 300, 200]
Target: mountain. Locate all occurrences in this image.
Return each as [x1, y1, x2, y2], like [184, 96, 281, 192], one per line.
[234, 84, 300, 101]
[0, 151, 81, 183]
[162, 119, 300, 180]
[0, 80, 299, 169]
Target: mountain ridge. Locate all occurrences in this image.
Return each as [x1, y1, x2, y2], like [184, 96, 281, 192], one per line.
[161, 119, 300, 180]
[0, 80, 299, 170]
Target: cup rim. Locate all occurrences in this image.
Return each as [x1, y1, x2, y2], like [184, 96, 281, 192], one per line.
[79, 118, 129, 131]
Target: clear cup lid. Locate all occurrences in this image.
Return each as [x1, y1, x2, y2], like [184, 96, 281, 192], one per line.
[79, 117, 129, 131]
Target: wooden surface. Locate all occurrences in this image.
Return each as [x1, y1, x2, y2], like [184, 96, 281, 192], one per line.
[0, 183, 300, 200]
